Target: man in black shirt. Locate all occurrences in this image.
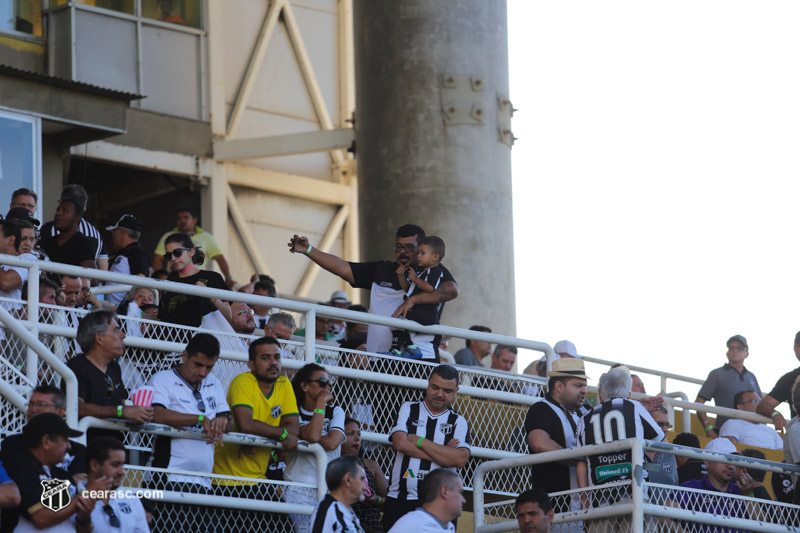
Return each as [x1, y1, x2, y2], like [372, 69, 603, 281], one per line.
[523, 358, 589, 511]
[0, 385, 87, 480]
[66, 310, 152, 441]
[288, 224, 459, 358]
[0, 413, 102, 533]
[756, 330, 800, 431]
[672, 432, 707, 485]
[39, 197, 96, 272]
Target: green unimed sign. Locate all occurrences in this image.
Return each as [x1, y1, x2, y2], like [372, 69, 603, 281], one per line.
[595, 462, 632, 483]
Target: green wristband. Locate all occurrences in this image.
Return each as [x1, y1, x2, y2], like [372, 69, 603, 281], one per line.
[304, 245, 313, 256]
[773, 411, 781, 418]
[417, 437, 424, 448]
[198, 414, 205, 425]
[314, 408, 326, 415]
[280, 428, 288, 441]
[704, 424, 713, 432]
[117, 406, 123, 418]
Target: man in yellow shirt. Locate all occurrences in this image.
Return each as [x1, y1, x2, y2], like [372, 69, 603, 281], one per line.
[213, 336, 299, 528]
[152, 206, 237, 287]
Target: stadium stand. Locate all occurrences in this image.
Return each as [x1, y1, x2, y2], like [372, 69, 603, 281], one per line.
[0, 258, 798, 532]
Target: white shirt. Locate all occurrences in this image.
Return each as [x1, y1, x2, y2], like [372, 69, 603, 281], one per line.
[719, 418, 783, 450]
[0, 252, 33, 309]
[285, 405, 346, 485]
[310, 494, 364, 533]
[388, 508, 455, 533]
[147, 368, 230, 487]
[78, 480, 149, 533]
[388, 400, 471, 501]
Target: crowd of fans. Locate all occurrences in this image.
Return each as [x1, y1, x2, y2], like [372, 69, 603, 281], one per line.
[0, 185, 798, 532]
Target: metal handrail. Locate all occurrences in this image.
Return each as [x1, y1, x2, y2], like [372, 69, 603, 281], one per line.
[77, 417, 329, 502]
[0, 305, 79, 429]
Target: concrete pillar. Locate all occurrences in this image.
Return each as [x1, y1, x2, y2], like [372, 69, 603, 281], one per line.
[353, 1, 516, 336]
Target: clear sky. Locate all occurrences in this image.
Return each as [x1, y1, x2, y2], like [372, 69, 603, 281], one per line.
[509, 1, 800, 406]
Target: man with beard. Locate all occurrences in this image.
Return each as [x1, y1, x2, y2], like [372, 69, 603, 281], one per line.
[523, 358, 589, 513]
[213, 336, 299, 530]
[82, 437, 149, 532]
[288, 224, 458, 360]
[516, 488, 554, 533]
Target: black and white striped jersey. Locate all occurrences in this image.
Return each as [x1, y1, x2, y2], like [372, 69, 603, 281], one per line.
[310, 494, 364, 533]
[576, 398, 663, 486]
[387, 400, 471, 501]
[41, 218, 107, 260]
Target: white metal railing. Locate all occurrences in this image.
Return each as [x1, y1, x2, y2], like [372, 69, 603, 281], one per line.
[473, 439, 800, 533]
[77, 416, 329, 504]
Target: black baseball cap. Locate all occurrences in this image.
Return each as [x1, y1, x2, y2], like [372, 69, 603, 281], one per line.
[6, 207, 40, 227]
[106, 214, 143, 233]
[727, 335, 748, 350]
[23, 412, 83, 445]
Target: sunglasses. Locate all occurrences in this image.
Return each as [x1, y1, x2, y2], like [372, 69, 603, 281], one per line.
[393, 244, 418, 253]
[104, 374, 115, 400]
[193, 389, 206, 413]
[163, 248, 191, 261]
[103, 504, 121, 528]
[307, 377, 334, 388]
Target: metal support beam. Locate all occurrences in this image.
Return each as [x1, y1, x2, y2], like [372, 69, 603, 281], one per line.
[214, 128, 354, 161]
[226, 184, 271, 277]
[207, 0, 227, 137]
[226, 163, 353, 206]
[294, 205, 349, 297]
[282, 2, 345, 167]
[226, 0, 284, 139]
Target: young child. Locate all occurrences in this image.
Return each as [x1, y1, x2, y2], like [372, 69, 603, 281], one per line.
[390, 235, 447, 357]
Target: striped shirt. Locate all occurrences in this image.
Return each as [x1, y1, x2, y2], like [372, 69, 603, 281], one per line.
[387, 400, 471, 501]
[310, 494, 364, 533]
[42, 218, 107, 260]
[576, 398, 663, 487]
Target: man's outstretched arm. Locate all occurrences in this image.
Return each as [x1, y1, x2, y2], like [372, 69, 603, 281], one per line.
[288, 235, 355, 285]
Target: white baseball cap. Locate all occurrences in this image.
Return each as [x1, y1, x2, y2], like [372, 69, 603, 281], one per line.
[704, 438, 739, 455]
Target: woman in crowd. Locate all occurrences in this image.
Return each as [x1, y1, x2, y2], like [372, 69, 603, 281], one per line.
[157, 233, 230, 338]
[284, 363, 346, 533]
[341, 417, 387, 533]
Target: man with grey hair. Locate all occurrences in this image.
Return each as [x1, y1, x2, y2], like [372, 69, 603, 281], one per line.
[310, 455, 366, 532]
[65, 310, 152, 441]
[576, 368, 663, 533]
[106, 214, 149, 305]
[266, 311, 295, 341]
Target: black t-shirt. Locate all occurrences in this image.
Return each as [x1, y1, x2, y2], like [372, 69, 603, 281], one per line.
[112, 241, 150, 276]
[41, 219, 106, 260]
[677, 459, 707, 485]
[0, 433, 86, 477]
[39, 231, 96, 267]
[0, 448, 74, 532]
[767, 367, 800, 417]
[159, 270, 229, 327]
[65, 354, 127, 406]
[523, 398, 574, 494]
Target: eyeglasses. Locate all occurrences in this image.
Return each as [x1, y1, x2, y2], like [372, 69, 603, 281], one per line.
[163, 248, 191, 261]
[393, 244, 418, 253]
[27, 400, 60, 411]
[233, 308, 254, 317]
[307, 377, 334, 388]
[192, 389, 206, 413]
[657, 421, 673, 430]
[104, 374, 115, 400]
[103, 504, 121, 528]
